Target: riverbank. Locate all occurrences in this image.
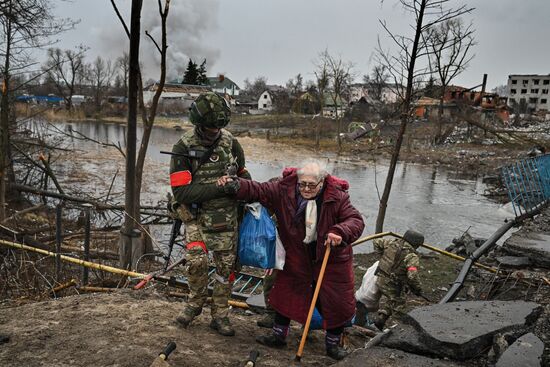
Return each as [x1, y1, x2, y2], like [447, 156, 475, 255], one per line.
[34, 110, 547, 177]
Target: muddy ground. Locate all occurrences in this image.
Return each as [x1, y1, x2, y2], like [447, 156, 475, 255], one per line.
[0, 250, 465, 367]
[0, 290, 349, 367]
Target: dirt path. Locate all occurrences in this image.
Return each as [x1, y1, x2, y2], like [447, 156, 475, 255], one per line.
[0, 291, 366, 367]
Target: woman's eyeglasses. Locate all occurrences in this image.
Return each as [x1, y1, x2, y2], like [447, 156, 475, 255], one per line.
[298, 181, 322, 190]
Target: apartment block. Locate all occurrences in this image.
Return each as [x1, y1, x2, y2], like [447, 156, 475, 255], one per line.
[507, 74, 550, 113]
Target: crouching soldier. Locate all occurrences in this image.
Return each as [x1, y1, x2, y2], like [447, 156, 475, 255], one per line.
[372, 230, 424, 330]
[169, 92, 250, 336]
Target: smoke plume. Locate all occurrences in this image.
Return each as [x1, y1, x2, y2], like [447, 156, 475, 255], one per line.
[99, 0, 220, 82]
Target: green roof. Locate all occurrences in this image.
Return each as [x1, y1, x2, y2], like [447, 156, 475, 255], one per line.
[207, 76, 240, 91]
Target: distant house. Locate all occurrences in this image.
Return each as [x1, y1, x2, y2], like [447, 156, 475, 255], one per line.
[258, 90, 274, 111]
[323, 93, 347, 118]
[507, 74, 550, 113]
[349, 83, 401, 104]
[349, 84, 370, 104]
[414, 88, 510, 123]
[256, 86, 289, 112]
[207, 75, 240, 97]
[142, 83, 211, 108]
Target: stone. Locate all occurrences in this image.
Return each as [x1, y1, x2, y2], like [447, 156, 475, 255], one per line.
[503, 233, 550, 268]
[385, 301, 542, 360]
[336, 346, 463, 367]
[496, 256, 531, 268]
[495, 333, 544, 367]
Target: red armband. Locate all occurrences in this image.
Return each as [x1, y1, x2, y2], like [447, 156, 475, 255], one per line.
[170, 170, 192, 187]
[407, 266, 418, 272]
[186, 241, 208, 253]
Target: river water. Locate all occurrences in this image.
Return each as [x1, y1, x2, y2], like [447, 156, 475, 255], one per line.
[29, 119, 514, 253]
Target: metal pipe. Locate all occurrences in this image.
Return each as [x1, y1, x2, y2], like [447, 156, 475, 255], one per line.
[1, 239, 146, 278]
[55, 204, 63, 282]
[82, 204, 92, 285]
[439, 203, 546, 304]
[352, 231, 498, 273]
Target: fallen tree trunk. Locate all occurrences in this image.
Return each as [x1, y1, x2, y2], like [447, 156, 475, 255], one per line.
[10, 183, 167, 213]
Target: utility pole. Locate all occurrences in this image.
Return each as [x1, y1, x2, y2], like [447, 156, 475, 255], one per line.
[120, 0, 143, 269]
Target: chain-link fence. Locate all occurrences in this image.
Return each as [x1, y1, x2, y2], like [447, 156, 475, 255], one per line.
[501, 154, 550, 217]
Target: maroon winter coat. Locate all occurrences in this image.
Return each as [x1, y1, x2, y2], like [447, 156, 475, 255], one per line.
[236, 168, 365, 329]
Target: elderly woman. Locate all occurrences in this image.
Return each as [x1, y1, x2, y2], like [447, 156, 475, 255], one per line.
[218, 159, 364, 360]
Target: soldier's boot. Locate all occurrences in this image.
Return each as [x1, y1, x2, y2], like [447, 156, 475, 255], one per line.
[354, 301, 368, 327]
[374, 312, 389, 331]
[256, 312, 275, 329]
[176, 305, 202, 328]
[209, 317, 235, 336]
[326, 332, 348, 361]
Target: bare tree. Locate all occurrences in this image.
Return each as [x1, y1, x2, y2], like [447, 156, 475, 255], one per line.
[313, 58, 329, 149]
[286, 73, 304, 96]
[115, 52, 129, 97]
[318, 50, 353, 152]
[43, 46, 87, 110]
[111, 0, 171, 268]
[0, 0, 75, 220]
[426, 18, 475, 144]
[364, 65, 390, 102]
[88, 56, 114, 112]
[374, 0, 474, 233]
[242, 76, 268, 99]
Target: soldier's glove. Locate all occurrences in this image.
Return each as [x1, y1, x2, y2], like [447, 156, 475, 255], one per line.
[222, 178, 240, 195]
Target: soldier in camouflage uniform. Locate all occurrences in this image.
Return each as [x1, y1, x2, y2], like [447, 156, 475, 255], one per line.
[372, 230, 424, 330]
[169, 92, 251, 336]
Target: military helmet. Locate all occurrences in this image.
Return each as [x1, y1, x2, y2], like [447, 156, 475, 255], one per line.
[403, 230, 424, 248]
[189, 92, 231, 129]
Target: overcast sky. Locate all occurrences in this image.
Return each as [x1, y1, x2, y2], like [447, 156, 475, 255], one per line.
[50, 0, 550, 90]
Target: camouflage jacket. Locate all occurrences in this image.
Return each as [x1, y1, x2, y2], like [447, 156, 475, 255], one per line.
[169, 128, 250, 250]
[373, 238, 421, 291]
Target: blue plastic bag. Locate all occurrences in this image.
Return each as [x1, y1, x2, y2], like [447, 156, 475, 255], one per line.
[310, 308, 355, 330]
[238, 203, 276, 269]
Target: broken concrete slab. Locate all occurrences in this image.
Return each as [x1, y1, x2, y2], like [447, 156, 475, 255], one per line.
[496, 256, 531, 268]
[387, 301, 542, 360]
[381, 322, 436, 356]
[503, 233, 550, 268]
[495, 333, 544, 367]
[336, 346, 464, 367]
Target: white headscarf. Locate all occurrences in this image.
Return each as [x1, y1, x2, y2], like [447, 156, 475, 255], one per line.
[303, 200, 318, 244]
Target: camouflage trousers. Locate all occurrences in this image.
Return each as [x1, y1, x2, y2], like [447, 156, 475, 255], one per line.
[376, 276, 405, 317]
[183, 219, 237, 319]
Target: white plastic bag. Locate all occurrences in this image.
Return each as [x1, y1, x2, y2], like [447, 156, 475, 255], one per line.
[355, 261, 381, 311]
[273, 230, 286, 270]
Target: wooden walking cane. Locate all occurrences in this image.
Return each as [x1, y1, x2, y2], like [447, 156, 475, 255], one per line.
[295, 242, 332, 361]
